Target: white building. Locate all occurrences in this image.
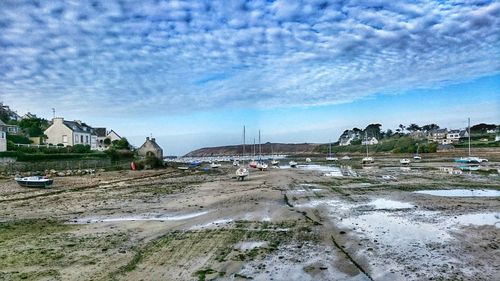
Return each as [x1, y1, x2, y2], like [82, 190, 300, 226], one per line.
[44, 118, 97, 149]
[0, 129, 6, 152]
[362, 137, 379, 146]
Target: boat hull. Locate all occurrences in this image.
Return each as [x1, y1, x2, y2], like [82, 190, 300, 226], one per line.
[16, 179, 53, 188]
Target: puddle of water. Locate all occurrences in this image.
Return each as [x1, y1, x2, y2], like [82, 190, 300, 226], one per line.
[414, 189, 500, 197]
[298, 164, 342, 174]
[367, 199, 414, 210]
[235, 241, 268, 251]
[450, 213, 500, 228]
[72, 211, 209, 223]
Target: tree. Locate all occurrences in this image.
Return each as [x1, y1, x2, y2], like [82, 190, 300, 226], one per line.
[407, 123, 422, 132]
[18, 118, 49, 137]
[364, 124, 382, 139]
[422, 124, 440, 132]
[112, 138, 130, 150]
[385, 129, 393, 138]
[398, 124, 406, 134]
[103, 138, 111, 145]
[470, 123, 497, 134]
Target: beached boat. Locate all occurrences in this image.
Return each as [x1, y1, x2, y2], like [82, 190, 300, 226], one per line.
[400, 158, 411, 165]
[15, 176, 53, 188]
[236, 126, 249, 180]
[361, 132, 374, 164]
[257, 162, 268, 171]
[326, 140, 338, 161]
[289, 161, 298, 168]
[305, 158, 311, 163]
[256, 130, 268, 171]
[414, 145, 422, 160]
[249, 160, 258, 168]
[454, 118, 487, 164]
[341, 155, 351, 160]
[271, 159, 280, 166]
[233, 160, 239, 166]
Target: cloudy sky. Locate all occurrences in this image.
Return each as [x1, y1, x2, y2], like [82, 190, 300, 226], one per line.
[1, 0, 499, 155]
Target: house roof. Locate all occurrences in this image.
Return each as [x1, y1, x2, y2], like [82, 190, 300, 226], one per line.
[448, 129, 460, 134]
[94, 127, 107, 137]
[139, 138, 162, 151]
[63, 120, 94, 134]
[107, 129, 121, 139]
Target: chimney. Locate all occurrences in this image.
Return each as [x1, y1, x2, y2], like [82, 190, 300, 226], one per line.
[152, 138, 156, 142]
[146, 137, 150, 141]
[75, 120, 82, 125]
[53, 117, 64, 124]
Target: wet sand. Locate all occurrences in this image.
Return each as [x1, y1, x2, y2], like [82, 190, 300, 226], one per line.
[0, 157, 499, 281]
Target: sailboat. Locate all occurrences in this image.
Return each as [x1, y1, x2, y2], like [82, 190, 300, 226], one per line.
[413, 144, 422, 160]
[236, 126, 249, 180]
[326, 140, 338, 161]
[271, 145, 280, 166]
[455, 118, 486, 163]
[361, 132, 374, 164]
[249, 137, 258, 168]
[256, 130, 268, 171]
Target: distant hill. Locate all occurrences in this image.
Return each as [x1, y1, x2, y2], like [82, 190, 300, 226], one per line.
[184, 142, 323, 157]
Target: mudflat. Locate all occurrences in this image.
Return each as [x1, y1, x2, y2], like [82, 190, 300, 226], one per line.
[0, 157, 498, 281]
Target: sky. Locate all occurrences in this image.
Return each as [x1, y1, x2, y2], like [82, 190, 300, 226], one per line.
[0, 0, 499, 155]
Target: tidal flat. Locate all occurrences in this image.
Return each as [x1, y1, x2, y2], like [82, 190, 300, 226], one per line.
[0, 157, 499, 281]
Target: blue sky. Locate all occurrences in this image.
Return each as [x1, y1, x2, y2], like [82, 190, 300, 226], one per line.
[0, 0, 499, 155]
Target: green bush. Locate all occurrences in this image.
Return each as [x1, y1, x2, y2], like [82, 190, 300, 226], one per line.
[69, 144, 91, 153]
[7, 134, 32, 144]
[105, 149, 134, 161]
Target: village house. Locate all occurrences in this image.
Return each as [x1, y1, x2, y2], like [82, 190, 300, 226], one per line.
[428, 128, 449, 144]
[446, 129, 468, 143]
[338, 130, 360, 146]
[362, 137, 379, 145]
[0, 127, 6, 152]
[0, 102, 21, 121]
[95, 128, 123, 150]
[0, 120, 21, 135]
[44, 118, 97, 149]
[137, 137, 163, 160]
[22, 112, 37, 120]
[410, 130, 427, 140]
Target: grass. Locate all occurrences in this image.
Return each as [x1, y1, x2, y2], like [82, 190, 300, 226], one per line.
[0, 219, 129, 281]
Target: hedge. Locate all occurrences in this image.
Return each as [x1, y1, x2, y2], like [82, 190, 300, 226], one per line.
[0, 151, 109, 162]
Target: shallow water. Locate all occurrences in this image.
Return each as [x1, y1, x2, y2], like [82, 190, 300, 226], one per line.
[367, 198, 415, 210]
[450, 213, 500, 228]
[414, 189, 500, 197]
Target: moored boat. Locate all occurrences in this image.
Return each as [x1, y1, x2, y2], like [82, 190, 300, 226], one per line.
[400, 158, 411, 165]
[289, 161, 298, 168]
[15, 176, 53, 188]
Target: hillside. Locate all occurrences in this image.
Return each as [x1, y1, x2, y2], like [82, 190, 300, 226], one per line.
[184, 142, 322, 157]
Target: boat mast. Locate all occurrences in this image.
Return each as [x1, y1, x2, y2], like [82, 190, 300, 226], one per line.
[365, 132, 369, 157]
[329, 140, 332, 157]
[253, 138, 256, 158]
[258, 130, 262, 161]
[243, 126, 246, 163]
[468, 117, 471, 157]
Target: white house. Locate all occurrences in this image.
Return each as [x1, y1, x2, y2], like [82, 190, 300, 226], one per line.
[95, 128, 122, 150]
[44, 118, 97, 149]
[0, 128, 6, 152]
[362, 137, 379, 145]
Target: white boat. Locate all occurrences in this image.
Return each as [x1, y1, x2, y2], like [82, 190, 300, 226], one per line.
[177, 166, 189, 170]
[236, 126, 249, 180]
[454, 118, 487, 163]
[210, 162, 221, 168]
[289, 161, 298, 168]
[341, 155, 351, 160]
[362, 157, 374, 164]
[271, 159, 280, 166]
[381, 175, 397, 180]
[305, 158, 311, 163]
[257, 162, 268, 171]
[15, 176, 53, 188]
[236, 167, 249, 180]
[233, 160, 239, 166]
[326, 140, 338, 161]
[400, 158, 411, 165]
[414, 145, 422, 160]
[362, 132, 374, 164]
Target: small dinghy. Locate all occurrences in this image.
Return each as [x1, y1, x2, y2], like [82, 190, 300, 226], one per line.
[210, 162, 221, 169]
[341, 156, 351, 160]
[15, 176, 53, 188]
[257, 162, 268, 171]
[271, 159, 280, 166]
[289, 161, 298, 168]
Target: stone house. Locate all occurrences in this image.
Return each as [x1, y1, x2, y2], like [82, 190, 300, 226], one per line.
[137, 137, 163, 160]
[44, 118, 97, 149]
[428, 128, 449, 144]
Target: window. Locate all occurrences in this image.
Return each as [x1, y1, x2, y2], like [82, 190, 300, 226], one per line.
[81, 135, 84, 143]
[75, 134, 79, 143]
[62, 135, 68, 143]
[86, 135, 89, 143]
